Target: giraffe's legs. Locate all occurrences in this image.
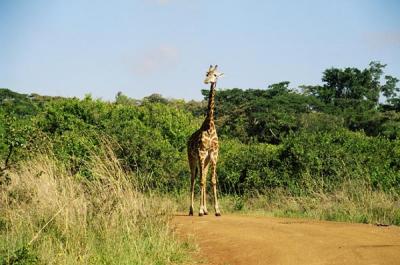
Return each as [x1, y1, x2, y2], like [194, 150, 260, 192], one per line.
[199, 174, 205, 216]
[202, 186, 208, 215]
[210, 155, 221, 216]
[189, 164, 196, 216]
[203, 158, 210, 215]
[198, 155, 209, 216]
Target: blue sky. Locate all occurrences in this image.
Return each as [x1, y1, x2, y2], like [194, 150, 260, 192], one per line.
[1, 0, 399, 100]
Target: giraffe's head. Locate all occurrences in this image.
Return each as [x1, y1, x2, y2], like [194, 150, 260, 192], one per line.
[204, 65, 224, 84]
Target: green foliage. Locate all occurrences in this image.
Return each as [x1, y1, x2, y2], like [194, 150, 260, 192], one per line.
[218, 139, 282, 194]
[115, 91, 140, 105]
[0, 89, 38, 117]
[1, 246, 38, 265]
[0, 115, 38, 170]
[0, 61, 399, 197]
[301, 62, 400, 135]
[303, 62, 397, 106]
[102, 101, 198, 190]
[3, 117, 35, 150]
[217, 119, 400, 195]
[208, 82, 322, 144]
[0, 94, 199, 189]
[2, 61, 399, 263]
[281, 129, 400, 193]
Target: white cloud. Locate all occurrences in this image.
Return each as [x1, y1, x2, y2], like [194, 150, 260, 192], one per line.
[157, 0, 172, 4]
[363, 31, 400, 49]
[133, 45, 180, 76]
[146, 0, 174, 5]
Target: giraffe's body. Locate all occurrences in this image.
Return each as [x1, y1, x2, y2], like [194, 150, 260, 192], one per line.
[187, 65, 223, 216]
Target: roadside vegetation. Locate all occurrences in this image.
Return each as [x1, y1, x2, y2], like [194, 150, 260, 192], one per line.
[1, 61, 399, 263]
[0, 144, 192, 265]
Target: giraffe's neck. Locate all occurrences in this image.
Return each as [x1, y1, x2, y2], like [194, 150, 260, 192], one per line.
[202, 82, 216, 131]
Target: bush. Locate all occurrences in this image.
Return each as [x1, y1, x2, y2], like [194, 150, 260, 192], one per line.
[217, 139, 282, 194]
[280, 129, 400, 193]
[215, 129, 400, 196]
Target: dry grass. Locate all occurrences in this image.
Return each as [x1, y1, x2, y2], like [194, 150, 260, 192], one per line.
[0, 147, 192, 265]
[173, 181, 400, 226]
[216, 181, 400, 225]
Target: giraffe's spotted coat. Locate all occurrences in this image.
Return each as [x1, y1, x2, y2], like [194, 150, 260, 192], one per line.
[187, 65, 222, 216]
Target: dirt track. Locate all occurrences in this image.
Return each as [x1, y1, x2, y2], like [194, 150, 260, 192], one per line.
[173, 214, 400, 265]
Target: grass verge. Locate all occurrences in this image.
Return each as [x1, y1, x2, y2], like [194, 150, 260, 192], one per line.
[173, 181, 400, 226]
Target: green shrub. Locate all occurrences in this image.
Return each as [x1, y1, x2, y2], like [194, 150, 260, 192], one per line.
[217, 139, 282, 194]
[1, 246, 38, 265]
[280, 129, 400, 193]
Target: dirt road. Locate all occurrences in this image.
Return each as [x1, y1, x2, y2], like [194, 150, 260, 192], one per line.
[173, 214, 400, 265]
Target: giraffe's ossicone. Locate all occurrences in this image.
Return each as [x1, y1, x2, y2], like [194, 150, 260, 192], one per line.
[187, 65, 223, 217]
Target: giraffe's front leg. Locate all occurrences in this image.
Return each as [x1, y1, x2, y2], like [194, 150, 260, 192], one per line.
[199, 181, 205, 216]
[211, 157, 221, 216]
[198, 155, 208, 216]
[189, 166, 195, 216]
[202, 157, 210, 215]
[203, 185, 208, 215]
[199, 176, 206, 216]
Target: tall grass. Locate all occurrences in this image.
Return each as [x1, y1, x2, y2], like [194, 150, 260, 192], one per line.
[0, 146, 192, 265]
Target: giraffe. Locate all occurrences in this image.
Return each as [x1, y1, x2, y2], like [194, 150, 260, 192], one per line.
[187, 65, 223, 217]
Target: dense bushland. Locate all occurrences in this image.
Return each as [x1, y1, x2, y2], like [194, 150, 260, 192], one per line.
[1, 93, 200, 190]
[218, 128, 399, 195]
[0, 61, 399, 228]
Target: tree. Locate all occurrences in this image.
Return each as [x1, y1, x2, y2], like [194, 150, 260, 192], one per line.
[203, 83, 321, 144]
[115, 91, 140, 105]
[301, 62, 400, 135]
[303, 61, 399, 108]
[143, 93, 168, 104]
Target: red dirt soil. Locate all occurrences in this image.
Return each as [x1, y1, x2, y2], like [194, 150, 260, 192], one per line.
[173, 214, 400, 265]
